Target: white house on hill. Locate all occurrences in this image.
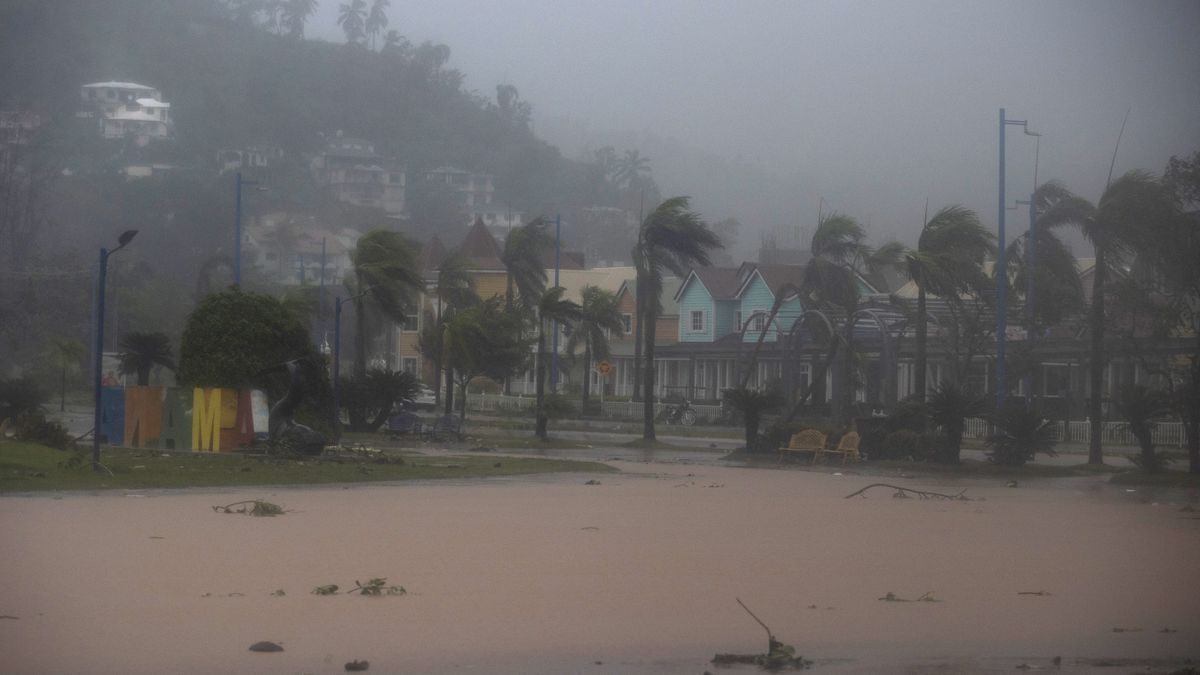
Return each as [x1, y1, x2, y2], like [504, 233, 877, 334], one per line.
[79, 81, 172, 144]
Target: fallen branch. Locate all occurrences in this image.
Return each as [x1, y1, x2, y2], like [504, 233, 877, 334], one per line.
[711, 599, 810, 671]
[845, 483, 973, 500]
[212, 500, 285, 516]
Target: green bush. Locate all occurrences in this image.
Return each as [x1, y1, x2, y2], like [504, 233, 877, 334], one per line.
[10, 411, 75, 450]
[879, 429, 920, 460]
[0, 377, 48, 422]
[538, 393, 575, 421]
[886, 398, 930, 433]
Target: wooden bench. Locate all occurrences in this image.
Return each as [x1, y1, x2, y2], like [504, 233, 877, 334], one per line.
[778, 429, 827, 462]
[813, 431, 860, 465]
[425, 414, 464, 442]
[384, 412, 423, 438]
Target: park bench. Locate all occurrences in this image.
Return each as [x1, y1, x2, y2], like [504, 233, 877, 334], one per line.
[384, 412, 423, 438]
[778, 429, 827, 463]
[812, 431, 860, 465]
[425, 414, 464, 442]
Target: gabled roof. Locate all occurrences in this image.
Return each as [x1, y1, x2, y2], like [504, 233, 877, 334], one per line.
[549, 267, 637, 304]
[617, 276, 684, 315]
[457, 216, 505, 271]
[419, 235, 448, 274]
[674, 266, 740, 302]
[735, 263, 806, 299]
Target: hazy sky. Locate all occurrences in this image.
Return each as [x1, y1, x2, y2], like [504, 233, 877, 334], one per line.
[314, 0, 1200, 252]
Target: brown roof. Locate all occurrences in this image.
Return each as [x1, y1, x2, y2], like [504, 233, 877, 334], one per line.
[690, 266, 741, 300]
[747, 264, 807, 297]
[538, 245, 586, 270]
[419, 235, 448, 274]
[457, 216, 505, 271]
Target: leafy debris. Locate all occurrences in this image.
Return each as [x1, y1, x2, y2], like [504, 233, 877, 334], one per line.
[212, 500, 285, 516]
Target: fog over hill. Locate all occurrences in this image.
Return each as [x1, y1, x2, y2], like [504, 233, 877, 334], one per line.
[312, 0, 1200, 253]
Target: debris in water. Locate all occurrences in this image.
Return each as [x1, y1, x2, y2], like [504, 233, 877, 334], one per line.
[249, 641, 283, 652]
[344, 659, 369, 671]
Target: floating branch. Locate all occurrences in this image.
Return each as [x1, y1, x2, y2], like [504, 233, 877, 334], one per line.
[845, 483, 973, 500]
[212, 500, 285, 516]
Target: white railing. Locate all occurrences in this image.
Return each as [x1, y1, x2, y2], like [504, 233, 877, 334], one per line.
[466, 393, 722, 422]
[964, 417, 1186, 447]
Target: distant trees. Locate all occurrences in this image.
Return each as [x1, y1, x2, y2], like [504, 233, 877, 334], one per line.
[535, 287, 581, 439]
[337, 0, 367, 45]
[566, 286, 624, 413]
[281, 0, 317, 38]
[365, 0, 390, 50]
[347, 230, 422, 403]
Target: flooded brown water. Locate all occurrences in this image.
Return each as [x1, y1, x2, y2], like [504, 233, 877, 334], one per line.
[1, 463, 1197, 673]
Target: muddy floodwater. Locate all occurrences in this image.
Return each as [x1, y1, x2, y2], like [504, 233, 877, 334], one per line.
[1, 461, 1198, 674]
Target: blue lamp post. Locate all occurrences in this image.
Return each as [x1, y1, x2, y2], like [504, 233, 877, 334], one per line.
[92, 229, 138, 472]
[997, 108, 1038, 409]
[331, 289, 370, 438]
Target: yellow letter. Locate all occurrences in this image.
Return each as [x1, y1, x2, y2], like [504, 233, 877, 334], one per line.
[192, 388, 222, 452]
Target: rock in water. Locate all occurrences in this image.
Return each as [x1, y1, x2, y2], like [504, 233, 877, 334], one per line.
[249, 641, 284, 652]
[345, 659, 370, 671]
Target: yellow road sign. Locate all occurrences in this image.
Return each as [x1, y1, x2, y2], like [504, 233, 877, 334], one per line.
[596, 360, 612, 376]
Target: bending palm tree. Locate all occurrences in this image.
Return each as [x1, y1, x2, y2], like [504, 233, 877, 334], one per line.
[535, 287, 581, 439]
[633, 197, 721, 440]
[337, 0, 367, 44]
[565, 286, 624, 413]
[433, 252, 476, 413]
[1036, 170, 1175, 464]
[281, 0, 317, 39]
[349, 230, 422, 380]
[899, 205, 994, 402]
[501, 217, 552, 313]
[117, 331, 176, 386]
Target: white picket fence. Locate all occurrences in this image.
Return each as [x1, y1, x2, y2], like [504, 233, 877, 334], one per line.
[963, 417, 1186, 448]
[466, 393, 722, 421]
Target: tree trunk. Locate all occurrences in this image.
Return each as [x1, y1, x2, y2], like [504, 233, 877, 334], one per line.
[60, 362, 67, 412]
[1088, 251, 1106, 465]
[581, 341, 592, 415]
[632, 275, 644, 402]
[783, 335, 841, 424]
[444, 366, 454, 415]
[536, 323, 548, 439]
[914, 285, 928, 402]
[642, 300, 657, 441]
[504, 273, 514, 396]
[354, 294, 368, 379]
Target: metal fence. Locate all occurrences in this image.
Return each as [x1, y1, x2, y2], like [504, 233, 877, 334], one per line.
[963, 417, 1185, 448]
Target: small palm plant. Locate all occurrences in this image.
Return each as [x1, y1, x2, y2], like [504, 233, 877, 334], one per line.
[927, 381, 989, 463]
[985, 401, 1057, 467]
[117, 331, 176, 386]
[1115, 384, 1172, 472]
[723, 386, 783, 453]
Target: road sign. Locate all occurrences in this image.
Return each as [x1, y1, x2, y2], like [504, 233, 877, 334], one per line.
[595, 360, 612, 376]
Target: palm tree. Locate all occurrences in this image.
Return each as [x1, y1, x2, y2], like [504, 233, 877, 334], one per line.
[565, 286, 624, 413]
[899, 205, 995, 403]
[117, 331, 176, 386]
[633, 197, 721, 440]
[927, 381, 989, 463]
[49, 338, 86, 411]
[281, 0, 317, 38]
[614, 149, 650, 188]
[1036, 171, 1176, 465]
[349, 230, 422, 381]
[337, 0, 367, 45]
[365, 0, 390, 50]
[535, 287, 581, 439]
[786, 213, 901, 421]
[501, 217, 552, 313]
[432, 252, 476, 412]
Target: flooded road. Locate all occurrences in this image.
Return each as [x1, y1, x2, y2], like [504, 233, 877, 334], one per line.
[2, 460, 1196, 674]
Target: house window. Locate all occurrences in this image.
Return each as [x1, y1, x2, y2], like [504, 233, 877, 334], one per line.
[690, 310, 705, 332]
[752, 313, 766, 332]
[735, 311, 742, 331]
[401, 357, 418, 374]
[1042, 364, 1070, 397]
[621, 313, 632, 334]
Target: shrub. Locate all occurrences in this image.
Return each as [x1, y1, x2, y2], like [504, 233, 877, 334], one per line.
[986, 402, 1057, 466]
[0, 377, 47, 422]
[538, 393, 574, 421]
[879, 429, 920, 460]
[11, 411, 75, 450]
[886, 398, 930, 433]
[927, 381, 988, 463]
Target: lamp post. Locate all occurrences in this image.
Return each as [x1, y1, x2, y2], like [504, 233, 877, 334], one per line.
[551, 213, 561, 392]
[997, 108, 1038, 409]
[331, 289, 370, 438]
[93, 229, 138, 472]
[234, 171, 261, 286]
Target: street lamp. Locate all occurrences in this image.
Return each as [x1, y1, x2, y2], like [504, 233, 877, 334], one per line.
[331, 289, 371, 438]
[93, 229, 138, 472]
[997, 108, 1038, 409]
[234, 171, 262, 286]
